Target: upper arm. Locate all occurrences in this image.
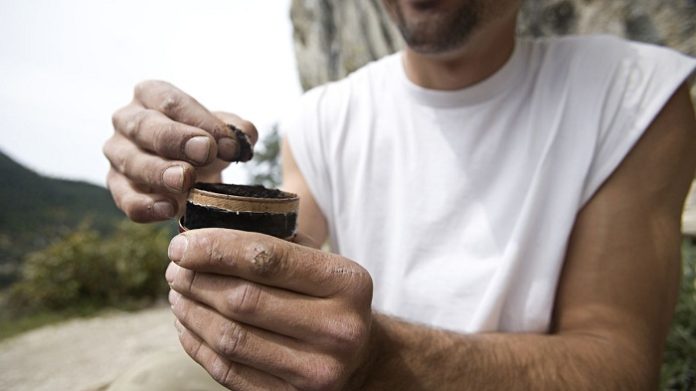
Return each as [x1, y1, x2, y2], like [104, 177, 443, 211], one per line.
[552, 83, 696, 384]
[281, 136, 329, 248]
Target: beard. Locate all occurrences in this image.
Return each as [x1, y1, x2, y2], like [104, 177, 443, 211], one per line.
[387, 0, 483, 54]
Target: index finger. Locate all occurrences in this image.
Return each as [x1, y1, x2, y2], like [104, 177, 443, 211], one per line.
[134, 80, 224, 135]
[167, 229, 371, 298]
[133, 80, 243, 161]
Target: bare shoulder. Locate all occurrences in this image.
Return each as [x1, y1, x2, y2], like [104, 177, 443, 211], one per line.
[603, 83, 696, 209]
[551, 83, 696, 386]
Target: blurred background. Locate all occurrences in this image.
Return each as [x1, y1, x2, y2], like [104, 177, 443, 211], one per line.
[0, 0, 695, 390]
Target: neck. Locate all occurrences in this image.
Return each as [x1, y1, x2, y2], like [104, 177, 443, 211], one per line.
[402, 16, 517, 91]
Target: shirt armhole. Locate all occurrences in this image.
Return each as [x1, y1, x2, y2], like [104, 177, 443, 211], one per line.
[281, 87, 334, 226]
[580, 50, 696, 206]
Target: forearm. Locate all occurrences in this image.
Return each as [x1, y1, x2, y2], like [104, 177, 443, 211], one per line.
[359, 314, 657, 391]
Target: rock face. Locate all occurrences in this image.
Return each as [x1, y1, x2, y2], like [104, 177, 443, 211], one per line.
[290, 0, 403, 91]
[290, 0, 696, 91]
[518, 0, 696, 54]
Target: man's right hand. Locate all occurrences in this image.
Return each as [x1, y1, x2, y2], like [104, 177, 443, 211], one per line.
[104, 80, 258, 223]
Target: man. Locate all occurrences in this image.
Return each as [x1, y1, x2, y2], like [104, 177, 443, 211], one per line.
[103, 0, 696, 389]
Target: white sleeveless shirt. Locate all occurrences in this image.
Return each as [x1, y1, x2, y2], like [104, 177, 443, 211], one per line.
[282, 35, 696, 333]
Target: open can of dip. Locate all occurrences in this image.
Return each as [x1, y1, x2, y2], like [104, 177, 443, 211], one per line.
[179, 183, 299, 240]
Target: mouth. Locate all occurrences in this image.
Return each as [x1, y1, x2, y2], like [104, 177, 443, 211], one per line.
[402, 0, 443, 12]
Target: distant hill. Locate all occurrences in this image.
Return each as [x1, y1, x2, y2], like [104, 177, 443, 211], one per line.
[0, 151, 123, 287]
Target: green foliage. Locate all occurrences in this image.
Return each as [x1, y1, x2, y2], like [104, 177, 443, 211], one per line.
[661, 240, 696, 390]
[247, 126, 282, 188]
[5, 220, 171, 314]
[0, 150, 122, 287]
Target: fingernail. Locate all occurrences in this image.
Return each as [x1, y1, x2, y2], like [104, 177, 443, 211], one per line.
[153, 201, 175, 219]
[168, 235, 188, 263]
[184, 136, 211, 165]
[218, 137, 239, 161]
[163, 166, 184, 192]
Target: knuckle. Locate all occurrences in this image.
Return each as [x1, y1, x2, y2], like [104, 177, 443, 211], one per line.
[111, 107, 124, 130]
[159, 92, 183, 117]
[183, 269, 197, 295]
[103, 139, 131, 175]
[248, 240, 284, 277]
[352, 269, 374, 302]
[326, 315, 368, 349]
[208, 364, 227, 386]
[303, 359, 344, 391]
[217, 321, 247, 358]
[134, 79, 159, 96]
[102, 137, 115, 159]
[112, 104, 142, 134]
[177, 298, 195, 327]
[210, 359, 239, 389]
[225, 282, 261, 316]
[124, 109, 149, 139]
[105, 170, 116, 192]
[152, 120, 177, 154]
[133, 80, 149, 95]
[337, 263, 373, 303]
[180, 329, 203, 361]
[116, 154, 129, 175]
[200, 235, 222, 264]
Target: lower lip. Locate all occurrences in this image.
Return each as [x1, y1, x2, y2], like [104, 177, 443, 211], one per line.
[405, 0, 440, 5]
[403, 0, 442, 11]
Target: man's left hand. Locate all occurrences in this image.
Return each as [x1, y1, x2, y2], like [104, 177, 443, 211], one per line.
[165, 228, 374, 390]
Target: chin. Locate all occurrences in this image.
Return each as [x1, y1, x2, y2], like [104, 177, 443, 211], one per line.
[398, 12, 480, 53]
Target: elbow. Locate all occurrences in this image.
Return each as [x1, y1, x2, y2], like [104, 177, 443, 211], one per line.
[606, 357, 658, 391]
[569, 335, 660, 390]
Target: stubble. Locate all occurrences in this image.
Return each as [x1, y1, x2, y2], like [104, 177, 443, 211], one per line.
[388, 0, 483, 54]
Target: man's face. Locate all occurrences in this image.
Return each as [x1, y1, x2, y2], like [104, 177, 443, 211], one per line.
[382, 0, 519, 54]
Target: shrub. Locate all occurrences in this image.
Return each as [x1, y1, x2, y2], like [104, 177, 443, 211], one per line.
[6, 220, 172, 313]
[661, 240, 696, 390]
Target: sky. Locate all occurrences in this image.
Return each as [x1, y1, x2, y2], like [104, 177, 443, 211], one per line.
[0, 0, 302, 186]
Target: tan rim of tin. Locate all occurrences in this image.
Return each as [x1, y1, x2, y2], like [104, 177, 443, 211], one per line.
[187, 187, 299, 214]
